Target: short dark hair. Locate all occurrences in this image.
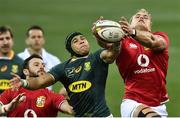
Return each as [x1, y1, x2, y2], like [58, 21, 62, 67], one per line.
[65, 32, 83, 57]
[26, 25, 44, 37]
[0, 25, 13, 38]
[23, 54, 43, 69]
[22, 54, 43, 79]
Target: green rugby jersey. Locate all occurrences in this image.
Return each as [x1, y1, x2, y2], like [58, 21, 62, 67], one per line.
[49, 49, 111, 117]
[0, 51, 23, 93]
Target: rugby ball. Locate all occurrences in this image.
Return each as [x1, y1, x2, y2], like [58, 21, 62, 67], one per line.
[92, 19, 125, 43]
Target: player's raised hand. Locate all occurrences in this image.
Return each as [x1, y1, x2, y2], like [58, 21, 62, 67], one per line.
[10, 73, 24, 90]
[1, 93, 25, 113]
[60, 100, 75, 115]
[119, 16, 133, 36]
[92, 16, 104, 31]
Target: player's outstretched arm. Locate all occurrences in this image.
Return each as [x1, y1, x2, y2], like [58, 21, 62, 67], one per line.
[119, 16, 167, 51]
[0, 93, 25, 115]
[59, 87, 69, 99]
[100, 42, 120, 64]
[10, 73, 55, 90]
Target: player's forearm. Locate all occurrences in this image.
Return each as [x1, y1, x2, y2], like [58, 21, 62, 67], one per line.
[22, 74, 54, 90]
[134, 29, 155, 48]
[21, 77, 42, 90]
[101, 43, 120, 63]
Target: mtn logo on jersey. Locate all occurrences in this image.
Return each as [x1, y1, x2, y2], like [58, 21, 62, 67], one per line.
[0, 80, 11, 90]
[68, 80, 92, 93]
[129, 43, 137, 49]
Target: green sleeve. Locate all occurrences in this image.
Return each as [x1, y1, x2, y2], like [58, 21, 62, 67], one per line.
[48, 64, 64, 82]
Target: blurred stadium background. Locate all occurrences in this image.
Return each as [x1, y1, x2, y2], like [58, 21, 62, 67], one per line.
[0, 0, 179, 116]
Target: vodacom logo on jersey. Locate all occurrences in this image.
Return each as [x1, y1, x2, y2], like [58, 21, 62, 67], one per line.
[134, 54, 155, 74]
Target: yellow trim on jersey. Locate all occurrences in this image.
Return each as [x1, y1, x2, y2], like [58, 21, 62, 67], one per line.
[0, 50, 14, 60]
[7, 50, 14, 60]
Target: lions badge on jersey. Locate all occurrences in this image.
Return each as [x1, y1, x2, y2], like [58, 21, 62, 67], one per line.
[12, 65, 18, 73]
[36, 96, 46, 107]
[84, 62, 91, 71]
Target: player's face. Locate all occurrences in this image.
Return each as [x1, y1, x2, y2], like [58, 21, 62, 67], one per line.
[26, 29, 45, 51]
[131, 11, 151, 31]
[28, 58, 45, 77]
[0, 31, 13, 55]
[71, 35, 90, 56]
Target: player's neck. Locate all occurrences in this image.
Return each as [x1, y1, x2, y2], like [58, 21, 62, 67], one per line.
[28, 48, 42, 56]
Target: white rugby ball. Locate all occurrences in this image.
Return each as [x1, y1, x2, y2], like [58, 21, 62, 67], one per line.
[93, 20, 124, 43]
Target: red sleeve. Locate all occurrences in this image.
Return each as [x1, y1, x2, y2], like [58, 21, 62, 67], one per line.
[154, 32, 169, 48]
[0, 89, 12, 104]
[47, 90, 65, 111]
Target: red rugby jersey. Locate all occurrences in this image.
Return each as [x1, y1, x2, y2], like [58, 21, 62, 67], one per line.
[116, 32, 169, 106]
[0, 88, 65, 117]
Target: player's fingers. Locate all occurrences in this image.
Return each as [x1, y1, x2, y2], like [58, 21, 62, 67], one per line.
[121, 25, 129, 32]
[120, 16, 128, 21]
[106, 43, 114, 49]
[93, 16, 104, 25]
[99, 16, 104, 20]
[12, 93, 25, 103]
[19, 93, 26, 102]
[119, 20, 129, 26]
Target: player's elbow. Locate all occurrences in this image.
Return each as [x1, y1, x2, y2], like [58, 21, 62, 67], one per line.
[151, 41, 166, 52]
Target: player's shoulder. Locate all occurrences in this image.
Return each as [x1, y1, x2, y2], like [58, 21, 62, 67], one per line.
[153, 31, 169, 44]
[39, 88, 57, 95]
[13, 54, 24, 64]
[153, 31, 169, 38]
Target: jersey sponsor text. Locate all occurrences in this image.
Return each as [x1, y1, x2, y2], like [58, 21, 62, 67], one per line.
[69, 80, 92, 93]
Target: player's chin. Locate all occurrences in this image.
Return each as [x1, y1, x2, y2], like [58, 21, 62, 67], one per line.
[80, 50, 89, 56]
[136, 25, 148, 31]
[37, 71, 46, 76]
[81, 46, 89, 52]
[1, 48, 11, 54]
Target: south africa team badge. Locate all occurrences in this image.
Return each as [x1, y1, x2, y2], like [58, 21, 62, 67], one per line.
[12, 65, 18, 73]
[84, 62, 91, 71]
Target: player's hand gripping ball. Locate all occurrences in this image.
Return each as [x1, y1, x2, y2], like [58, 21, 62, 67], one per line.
[92, 19, 125, 43]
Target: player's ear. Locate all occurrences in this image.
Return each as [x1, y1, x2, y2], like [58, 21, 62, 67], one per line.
[23, 69, 30, 76]
[42, 37, 45, 46]
[25, 38, 30, 46]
